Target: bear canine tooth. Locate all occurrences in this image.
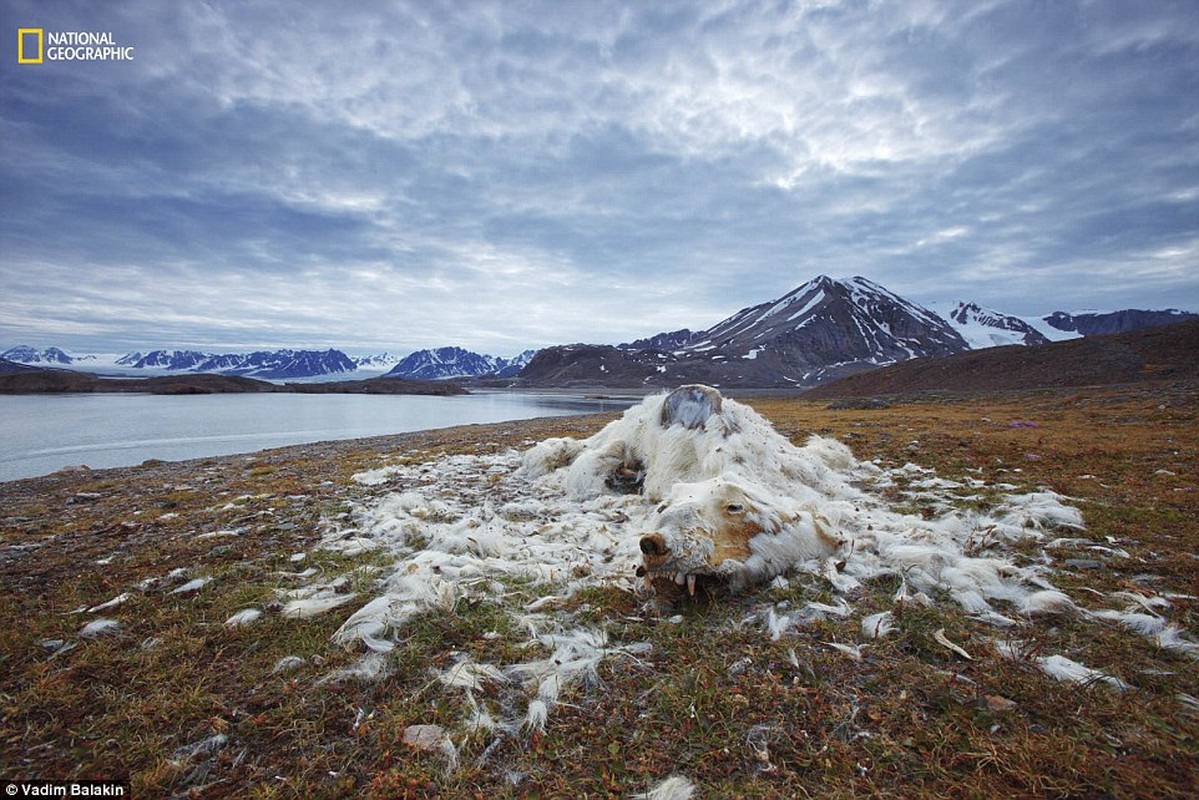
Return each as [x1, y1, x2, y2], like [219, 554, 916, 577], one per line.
[687, 574, 697, 596]
[675, 572, 687, 585]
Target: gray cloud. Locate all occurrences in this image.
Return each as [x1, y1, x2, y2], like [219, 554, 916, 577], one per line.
[1, 0, 1196, 355]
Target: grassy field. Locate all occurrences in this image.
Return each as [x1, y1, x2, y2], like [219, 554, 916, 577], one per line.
[1, 383, 1196, 798]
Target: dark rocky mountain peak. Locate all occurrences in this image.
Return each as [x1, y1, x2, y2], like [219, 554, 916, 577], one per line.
[1044, 309, 1198, 337]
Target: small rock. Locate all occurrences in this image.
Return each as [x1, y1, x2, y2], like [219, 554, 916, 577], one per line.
[986, 695, 1018, 712]
[272, 655, 306, 674]
[404, 724, 448, 749]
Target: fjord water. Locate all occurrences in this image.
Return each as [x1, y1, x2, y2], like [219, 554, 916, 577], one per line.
[0, 391, 631, 483]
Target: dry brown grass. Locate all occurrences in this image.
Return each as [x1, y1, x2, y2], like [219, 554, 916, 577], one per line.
[1, 384, 1196, 798]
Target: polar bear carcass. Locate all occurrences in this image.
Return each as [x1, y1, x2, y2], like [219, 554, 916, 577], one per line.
[521, 385, 855, 595]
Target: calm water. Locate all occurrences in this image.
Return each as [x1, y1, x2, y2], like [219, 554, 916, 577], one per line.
[0, 391, 633, 483]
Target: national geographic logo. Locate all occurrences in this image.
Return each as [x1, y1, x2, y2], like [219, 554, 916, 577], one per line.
[17, 28, 135, 64]
[16, 28, 41, 63]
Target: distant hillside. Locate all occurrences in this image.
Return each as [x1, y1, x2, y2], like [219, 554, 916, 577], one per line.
[620, 329, 698, 351]
[0, 371, 276, 394]
[803, 319, 1199, 399]
[0, 369, 465, 396]
[1044, 309, 1197, 337]
[0, 358, 43, 374]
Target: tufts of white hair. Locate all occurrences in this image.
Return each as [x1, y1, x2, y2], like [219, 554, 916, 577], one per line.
[224, 608, 262, 628]
[861, 611, 895, 639]
[632, 775, 696, 800]
[1035, 654, 1129, 691]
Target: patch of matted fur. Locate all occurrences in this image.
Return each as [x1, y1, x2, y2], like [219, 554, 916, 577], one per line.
[304, 393, 1195, 737]
[316, 450, 656, 734]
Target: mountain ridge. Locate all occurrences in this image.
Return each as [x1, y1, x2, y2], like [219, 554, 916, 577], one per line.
[803, 318, 1199, 398]
[111, 348, 358, 379]
[1, 346, 95, 365]
[1043, 309, 1196, 337]
[4, 280, 1194, 387]
[521, 275, 973, 388]
[2, 345, 539, 381]
[384, 347, 537, 381]
[518, 276, 1195, 389]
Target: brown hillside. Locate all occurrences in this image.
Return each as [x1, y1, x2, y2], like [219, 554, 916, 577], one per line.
[0, 371, 278, 394]
[804, 319, 1199, 399]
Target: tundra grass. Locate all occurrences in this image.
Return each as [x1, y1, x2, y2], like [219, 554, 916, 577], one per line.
[1, 387, 1196, 798]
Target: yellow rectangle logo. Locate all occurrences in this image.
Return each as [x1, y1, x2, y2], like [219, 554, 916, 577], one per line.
[18, 27, 43, 64]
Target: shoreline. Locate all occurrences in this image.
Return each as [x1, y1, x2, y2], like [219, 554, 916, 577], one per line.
[0, 390, 645, 484]
[0, 369, 466, 396]
[0, 411, 621, 491]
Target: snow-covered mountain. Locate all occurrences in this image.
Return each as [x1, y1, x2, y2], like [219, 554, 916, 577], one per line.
[114, 348, 357, 379]
[494, 350, 539, 378]
[498, 350, 538, 378]
[385, 347, 538, 380]
[682, 275, 967, 369]
[2, 345, 96, 365]
[117, 350, 210, 370]
[351, 353, 404, 371]
[3, 343, 539, 381]
[933, 304, 1199, 349]
[525, 275, 971, 388]
[931, 302, 1053, 348]
[522, 276, 1197, 388]
[230, 349, 357, 379]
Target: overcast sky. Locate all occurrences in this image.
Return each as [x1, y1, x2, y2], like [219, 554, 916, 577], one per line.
[2, 1, 1196, 357]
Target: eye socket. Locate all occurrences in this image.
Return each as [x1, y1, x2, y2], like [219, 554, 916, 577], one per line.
[725, 503, 745, 514]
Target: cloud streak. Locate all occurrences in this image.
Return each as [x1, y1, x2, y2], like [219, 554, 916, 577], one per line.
[1, 0, 1196, 355]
